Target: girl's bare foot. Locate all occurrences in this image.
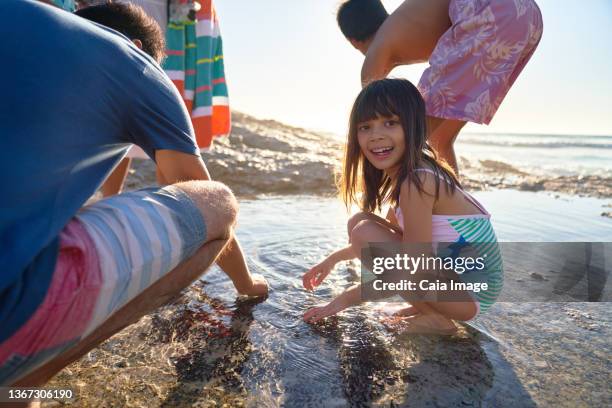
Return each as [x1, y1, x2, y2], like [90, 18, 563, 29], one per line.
[380, 313, 420, 329]
[393, 305, 419, 317]
[385, 314, 458, 335]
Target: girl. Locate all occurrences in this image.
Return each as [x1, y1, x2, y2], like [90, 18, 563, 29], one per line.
[302, 79, 503, 334]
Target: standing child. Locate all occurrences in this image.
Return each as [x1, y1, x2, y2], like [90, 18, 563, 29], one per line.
[302, 79, 503, 335]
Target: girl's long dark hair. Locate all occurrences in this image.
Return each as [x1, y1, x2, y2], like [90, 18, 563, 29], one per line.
[339, 78, 461, 212]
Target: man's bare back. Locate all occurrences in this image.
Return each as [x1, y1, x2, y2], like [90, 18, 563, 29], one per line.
[361, 0, 452, 83]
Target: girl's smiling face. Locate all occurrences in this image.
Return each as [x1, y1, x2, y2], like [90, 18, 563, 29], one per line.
[341, 79, 432, 213]
[357, 114, 406, 174]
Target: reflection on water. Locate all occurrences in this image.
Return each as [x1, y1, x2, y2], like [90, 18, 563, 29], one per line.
[49, 193, 611, 407]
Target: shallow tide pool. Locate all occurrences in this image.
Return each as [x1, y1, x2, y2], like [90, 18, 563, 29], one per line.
[51, 191, 612, 407]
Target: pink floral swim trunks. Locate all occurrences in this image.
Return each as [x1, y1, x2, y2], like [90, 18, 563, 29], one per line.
[418, 0, 544, 124]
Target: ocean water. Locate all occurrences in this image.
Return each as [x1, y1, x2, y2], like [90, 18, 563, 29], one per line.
[50, 191, 612, 407]
[456, 133, 612, 177]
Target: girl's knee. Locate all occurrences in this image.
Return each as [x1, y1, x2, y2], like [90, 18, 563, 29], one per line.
[349, 219, 377, 245]
[347, 212, 372, 238]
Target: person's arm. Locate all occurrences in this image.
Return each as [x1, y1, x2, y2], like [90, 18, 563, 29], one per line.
[303, 284, 362, 322]
[361, 41, 395, 87]
[361, 0, 451, 86]
[398, 177, 434, 243]
[155, 149, 211, 182]
[304, 179, 438, 321]
[303, 246, 356, 291]
[384, 207, 404, 233]
[359, 6, 408, 86]
[156, 149, 269, 297]
[303, 209, 402, 291]
[327, 246, 355, 264]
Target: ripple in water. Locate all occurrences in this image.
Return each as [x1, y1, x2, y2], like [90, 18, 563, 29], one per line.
[48, 196, 611, 407]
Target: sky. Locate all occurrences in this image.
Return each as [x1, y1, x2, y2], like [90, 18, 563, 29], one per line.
[214, 0, 612, 137]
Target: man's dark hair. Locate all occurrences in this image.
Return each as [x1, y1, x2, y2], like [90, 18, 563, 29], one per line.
[76, 1, 165, 63]
[337, 0, 389, 41]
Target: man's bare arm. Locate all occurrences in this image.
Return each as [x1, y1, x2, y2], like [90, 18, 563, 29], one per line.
[361, 40, 395, 86]
[361, 0, 451, 86]
[156, 149, 268, 296]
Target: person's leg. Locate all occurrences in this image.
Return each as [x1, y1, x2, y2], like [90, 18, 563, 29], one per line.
[427, 116, 466, 174]
[349, 220, 477, 333]
[100, 157, 131, 197]
[347, 210, 402, 243]
[349, 219, 404, 253]
[3, 181, 237, 387]
[385, 298, 479, 335]
[347, 219, 418, 312]
[12, 238, 228, 387]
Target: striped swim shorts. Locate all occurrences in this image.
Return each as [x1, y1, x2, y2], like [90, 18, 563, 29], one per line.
[0, 185, 207, 385]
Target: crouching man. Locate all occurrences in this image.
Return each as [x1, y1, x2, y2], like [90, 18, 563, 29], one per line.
[0, 0, 267, 387]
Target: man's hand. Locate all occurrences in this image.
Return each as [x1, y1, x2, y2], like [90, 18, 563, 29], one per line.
[239, 273, 269, 297]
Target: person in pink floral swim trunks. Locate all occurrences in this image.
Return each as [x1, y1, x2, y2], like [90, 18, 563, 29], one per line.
[337, 0, 543, 173]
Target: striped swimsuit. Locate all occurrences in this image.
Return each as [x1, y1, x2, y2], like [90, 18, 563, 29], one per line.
[395, 169, 503, 312]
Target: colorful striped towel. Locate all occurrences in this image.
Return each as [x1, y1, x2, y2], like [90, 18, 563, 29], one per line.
[52, 0, 77, 11]
[164, 0, 230, 149]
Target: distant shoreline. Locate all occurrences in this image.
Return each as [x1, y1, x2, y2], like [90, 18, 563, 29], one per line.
[119, 112, 611, 205]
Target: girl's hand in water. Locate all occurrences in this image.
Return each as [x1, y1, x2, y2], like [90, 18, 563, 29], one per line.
[304, 284, 362, 323]
[303, 303, 339, 323]
[303, 259, 334, 291]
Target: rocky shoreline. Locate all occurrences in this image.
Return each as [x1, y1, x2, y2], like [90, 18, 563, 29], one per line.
[124, 113, 611, 206]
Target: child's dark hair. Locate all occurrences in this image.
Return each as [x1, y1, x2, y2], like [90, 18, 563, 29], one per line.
[337, 0, 389, 41]
[339, 78, 461, 212]
[76, 1, 165, 63]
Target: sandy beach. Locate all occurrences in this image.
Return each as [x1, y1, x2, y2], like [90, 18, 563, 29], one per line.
[44, 113, 612, 407]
